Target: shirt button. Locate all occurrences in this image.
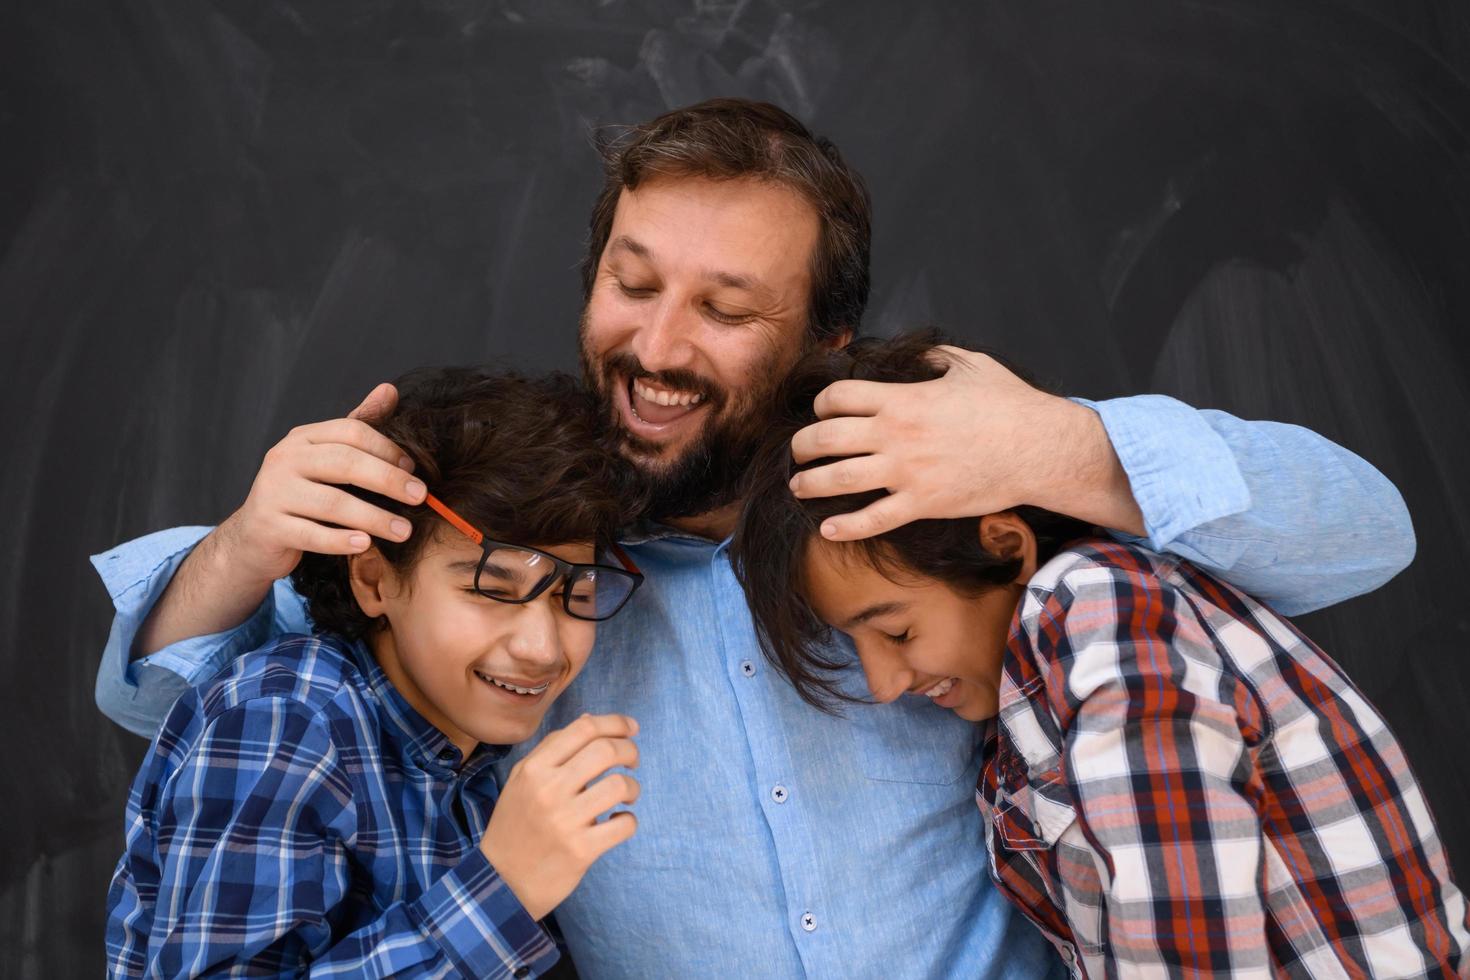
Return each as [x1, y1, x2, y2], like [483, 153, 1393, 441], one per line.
[800, 911, 817, 932]
[740, 660, 756, 677]
[513, 967, 531, 979]
[771, 784, 789, 804]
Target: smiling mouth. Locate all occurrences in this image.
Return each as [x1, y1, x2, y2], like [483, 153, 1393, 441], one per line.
[626, 376, 710, 428]
[473, 669, 551, 697]
[921, 677, 957, 700]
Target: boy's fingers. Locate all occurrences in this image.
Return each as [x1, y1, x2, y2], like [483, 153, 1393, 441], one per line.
[563, 737, 639, 787]
[302, 417, 414, 472]
[789, 454, 887, 500]
[347, 382, 400, 426]
[788, 416, 877, 465]
[577, 773, 641, 821]
[587, 810, 638, 856]
[296, 444, 426, 506]
[532, 714, 639, 767]
[814, 494, 915, 542]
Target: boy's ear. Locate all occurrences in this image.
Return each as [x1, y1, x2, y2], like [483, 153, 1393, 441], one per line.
[348, 548, 392, 618]
[978, 512, 1038, 579]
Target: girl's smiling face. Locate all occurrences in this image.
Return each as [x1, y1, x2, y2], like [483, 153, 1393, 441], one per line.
[800, 514, 1038, 723]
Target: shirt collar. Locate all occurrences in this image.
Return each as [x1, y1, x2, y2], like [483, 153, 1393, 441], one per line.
[344, 638, 508, 773]
[618, 518, 728, 548]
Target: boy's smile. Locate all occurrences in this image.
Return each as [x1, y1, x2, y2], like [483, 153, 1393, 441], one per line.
[800, 515, 1039, 723]
[353, 528, 599, 754]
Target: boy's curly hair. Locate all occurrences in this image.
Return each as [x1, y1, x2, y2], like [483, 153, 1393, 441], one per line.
[291, 367, 642, 639]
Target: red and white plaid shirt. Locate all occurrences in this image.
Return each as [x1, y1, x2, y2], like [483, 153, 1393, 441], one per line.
[980, 540, 1469, 977]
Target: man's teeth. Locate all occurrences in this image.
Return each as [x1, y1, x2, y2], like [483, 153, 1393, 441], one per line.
[633, 380, 704, 407]
[923, 677, 957, 699]
[476, 671, 549, 696]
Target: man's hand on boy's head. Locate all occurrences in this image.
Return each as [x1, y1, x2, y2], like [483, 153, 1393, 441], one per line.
[787, 346, 1147, 541]
[222, 383, 425, 588]
[351, 381, 399, 427]
[481, 713, 641, 922]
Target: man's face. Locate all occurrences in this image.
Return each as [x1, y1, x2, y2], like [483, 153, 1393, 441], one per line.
[580, 175, 823, 519]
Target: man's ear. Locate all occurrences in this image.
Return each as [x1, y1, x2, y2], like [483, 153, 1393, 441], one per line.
[348, 548, 393, 618]
[823, 327, 854, 351]
[978, 512, 1039, 580]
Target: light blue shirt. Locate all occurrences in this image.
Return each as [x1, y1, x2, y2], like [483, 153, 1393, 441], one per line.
[92, 395, 1414, 978]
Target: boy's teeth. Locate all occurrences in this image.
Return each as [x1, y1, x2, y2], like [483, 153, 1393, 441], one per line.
[924, 677, 956, 699]
[477, 671, 549, 696]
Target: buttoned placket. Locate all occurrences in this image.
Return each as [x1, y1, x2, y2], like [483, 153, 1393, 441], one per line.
[709, 542, 829, 969]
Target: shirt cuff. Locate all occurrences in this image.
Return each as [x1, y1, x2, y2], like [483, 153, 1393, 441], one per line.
[1075, 395, 1253, 548]
[407, 847, 558, 980]
[91, 526, 275, 737]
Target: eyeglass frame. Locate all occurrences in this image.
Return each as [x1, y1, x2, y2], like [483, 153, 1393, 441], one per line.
[423, 492, 644, 622]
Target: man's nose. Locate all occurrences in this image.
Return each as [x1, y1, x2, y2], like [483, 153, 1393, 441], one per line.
[629, 293, 697, 373]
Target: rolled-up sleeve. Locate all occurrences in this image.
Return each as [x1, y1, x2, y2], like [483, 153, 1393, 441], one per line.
[1081, 395, 1415, 616]
[91, 526, 309, 737]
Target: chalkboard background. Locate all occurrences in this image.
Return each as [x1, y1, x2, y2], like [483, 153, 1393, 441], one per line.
[3, 0, 1468, 974]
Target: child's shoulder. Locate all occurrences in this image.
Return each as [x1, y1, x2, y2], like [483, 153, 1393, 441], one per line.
[191, 632, 368, 727]
[1027, 537, 1177, 602]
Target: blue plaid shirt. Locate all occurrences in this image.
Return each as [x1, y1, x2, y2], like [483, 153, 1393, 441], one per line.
[105, 633, 558, 979]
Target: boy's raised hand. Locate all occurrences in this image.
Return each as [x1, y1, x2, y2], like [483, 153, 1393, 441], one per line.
[221, 382, 426, 587]
[481, 714, 641, 921]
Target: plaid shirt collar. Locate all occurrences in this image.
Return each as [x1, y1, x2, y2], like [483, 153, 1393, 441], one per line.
[343, 638, 508, 775]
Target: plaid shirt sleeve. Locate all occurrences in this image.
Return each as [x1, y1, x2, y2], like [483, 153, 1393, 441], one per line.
[1029, 552, 1464, 980]
[1036, 563, 1271, 973]
[108, 695, 557, 979]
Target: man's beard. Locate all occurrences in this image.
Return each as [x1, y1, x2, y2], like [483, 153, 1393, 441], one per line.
[579, 328, 799, 523]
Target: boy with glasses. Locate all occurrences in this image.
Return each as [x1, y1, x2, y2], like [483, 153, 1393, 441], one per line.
[105, 368, 644, 978]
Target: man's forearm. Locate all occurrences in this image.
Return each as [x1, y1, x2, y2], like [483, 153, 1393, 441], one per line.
[133, 516, 278, 658]
[1033, 400, 1146, 537]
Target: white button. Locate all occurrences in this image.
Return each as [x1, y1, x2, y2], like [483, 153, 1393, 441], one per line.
[771, 784, 789, 803]
[740, 660, 756, 677]
[800, 911, 816, 932]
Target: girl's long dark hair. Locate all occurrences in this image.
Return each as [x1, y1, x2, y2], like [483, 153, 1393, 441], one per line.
[729, 330, 1095, 711]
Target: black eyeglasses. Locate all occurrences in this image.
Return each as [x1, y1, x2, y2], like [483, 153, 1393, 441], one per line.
[425, 493, 644, 622]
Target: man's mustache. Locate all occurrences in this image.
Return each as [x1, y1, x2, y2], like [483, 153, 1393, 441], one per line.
[600, 352, 725, 410]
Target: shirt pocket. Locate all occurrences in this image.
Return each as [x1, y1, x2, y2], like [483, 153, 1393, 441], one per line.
[988, 745, 1076, 851]
[850, 694, 980, 786]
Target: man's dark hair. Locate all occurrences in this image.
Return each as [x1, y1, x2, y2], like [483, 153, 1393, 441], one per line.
[581, 98, 872, 342]
[729, 331, 1096, 711]
[292, 368, 642, 640]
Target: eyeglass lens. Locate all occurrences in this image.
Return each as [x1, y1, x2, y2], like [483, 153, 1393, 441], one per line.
[477, 546, 637, 621]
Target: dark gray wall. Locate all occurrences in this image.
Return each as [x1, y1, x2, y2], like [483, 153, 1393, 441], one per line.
[3, 0, 1468, 974]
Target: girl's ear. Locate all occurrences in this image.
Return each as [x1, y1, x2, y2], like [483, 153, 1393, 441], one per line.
[348, 548, 392, 618]
[978, 512, 1039, 580]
